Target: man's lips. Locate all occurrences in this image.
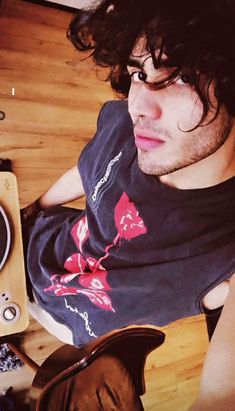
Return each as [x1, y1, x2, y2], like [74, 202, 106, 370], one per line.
[134, 134, 165, 151]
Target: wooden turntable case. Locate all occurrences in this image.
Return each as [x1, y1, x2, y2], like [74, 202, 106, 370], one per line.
[0, 172, 29, 336]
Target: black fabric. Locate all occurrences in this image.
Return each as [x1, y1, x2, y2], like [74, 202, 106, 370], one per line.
[0, 159, 12, 173]
[205, 306, 223, 340]
[26, 101, 235, 346]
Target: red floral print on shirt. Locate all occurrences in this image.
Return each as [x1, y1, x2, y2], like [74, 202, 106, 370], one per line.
[44, 192, 147, 312]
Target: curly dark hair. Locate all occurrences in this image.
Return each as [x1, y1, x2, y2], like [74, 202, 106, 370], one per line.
[68, 0, 235, 127]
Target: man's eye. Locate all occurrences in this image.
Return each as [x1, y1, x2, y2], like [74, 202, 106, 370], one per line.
[174, 75, 191, 86]
[130, 71, 147, 82]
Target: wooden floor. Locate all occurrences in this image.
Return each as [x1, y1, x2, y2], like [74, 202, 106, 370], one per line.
[0, 0, 209, 409]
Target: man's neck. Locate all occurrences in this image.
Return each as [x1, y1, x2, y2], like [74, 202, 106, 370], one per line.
[159, 132, 235, 190]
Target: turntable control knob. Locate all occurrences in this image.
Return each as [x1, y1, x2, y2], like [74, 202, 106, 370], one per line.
[0, 303, 21, 324]
[4, 307, 16, 320]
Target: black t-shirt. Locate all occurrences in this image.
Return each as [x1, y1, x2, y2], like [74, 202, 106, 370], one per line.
[27, 100, 235, 346]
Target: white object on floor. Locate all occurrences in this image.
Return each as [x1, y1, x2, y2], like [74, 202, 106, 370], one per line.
[45, 0, 98, 9]
[28, 300, 74, 345]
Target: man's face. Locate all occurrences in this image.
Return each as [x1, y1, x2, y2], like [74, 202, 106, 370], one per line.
[127, 40, 234, 177]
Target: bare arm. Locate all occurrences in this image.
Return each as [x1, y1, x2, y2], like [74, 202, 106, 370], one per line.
[22, 166, 85, 221]
[189, 274, 235, 411]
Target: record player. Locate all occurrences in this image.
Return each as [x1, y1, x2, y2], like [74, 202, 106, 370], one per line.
[0, 172, 28, 336]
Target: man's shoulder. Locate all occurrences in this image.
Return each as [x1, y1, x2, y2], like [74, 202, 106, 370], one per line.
[101, 99, 128, 113]
[99, 99, 131, 125]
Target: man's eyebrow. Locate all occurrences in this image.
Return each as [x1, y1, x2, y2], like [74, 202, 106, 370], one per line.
[126, 58, 143, 69]
[127, 57, 174, 70]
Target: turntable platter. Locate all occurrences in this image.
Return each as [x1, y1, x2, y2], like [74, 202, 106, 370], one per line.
[0, 205, 11, 271]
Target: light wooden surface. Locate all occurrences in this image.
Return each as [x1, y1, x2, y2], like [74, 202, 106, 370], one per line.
[0, 0, 209, 409]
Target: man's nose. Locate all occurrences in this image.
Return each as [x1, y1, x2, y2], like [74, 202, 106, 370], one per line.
[128, 85, 162, 123]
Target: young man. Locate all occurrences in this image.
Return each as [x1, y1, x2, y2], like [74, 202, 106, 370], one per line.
[23, 0, 235, 350]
